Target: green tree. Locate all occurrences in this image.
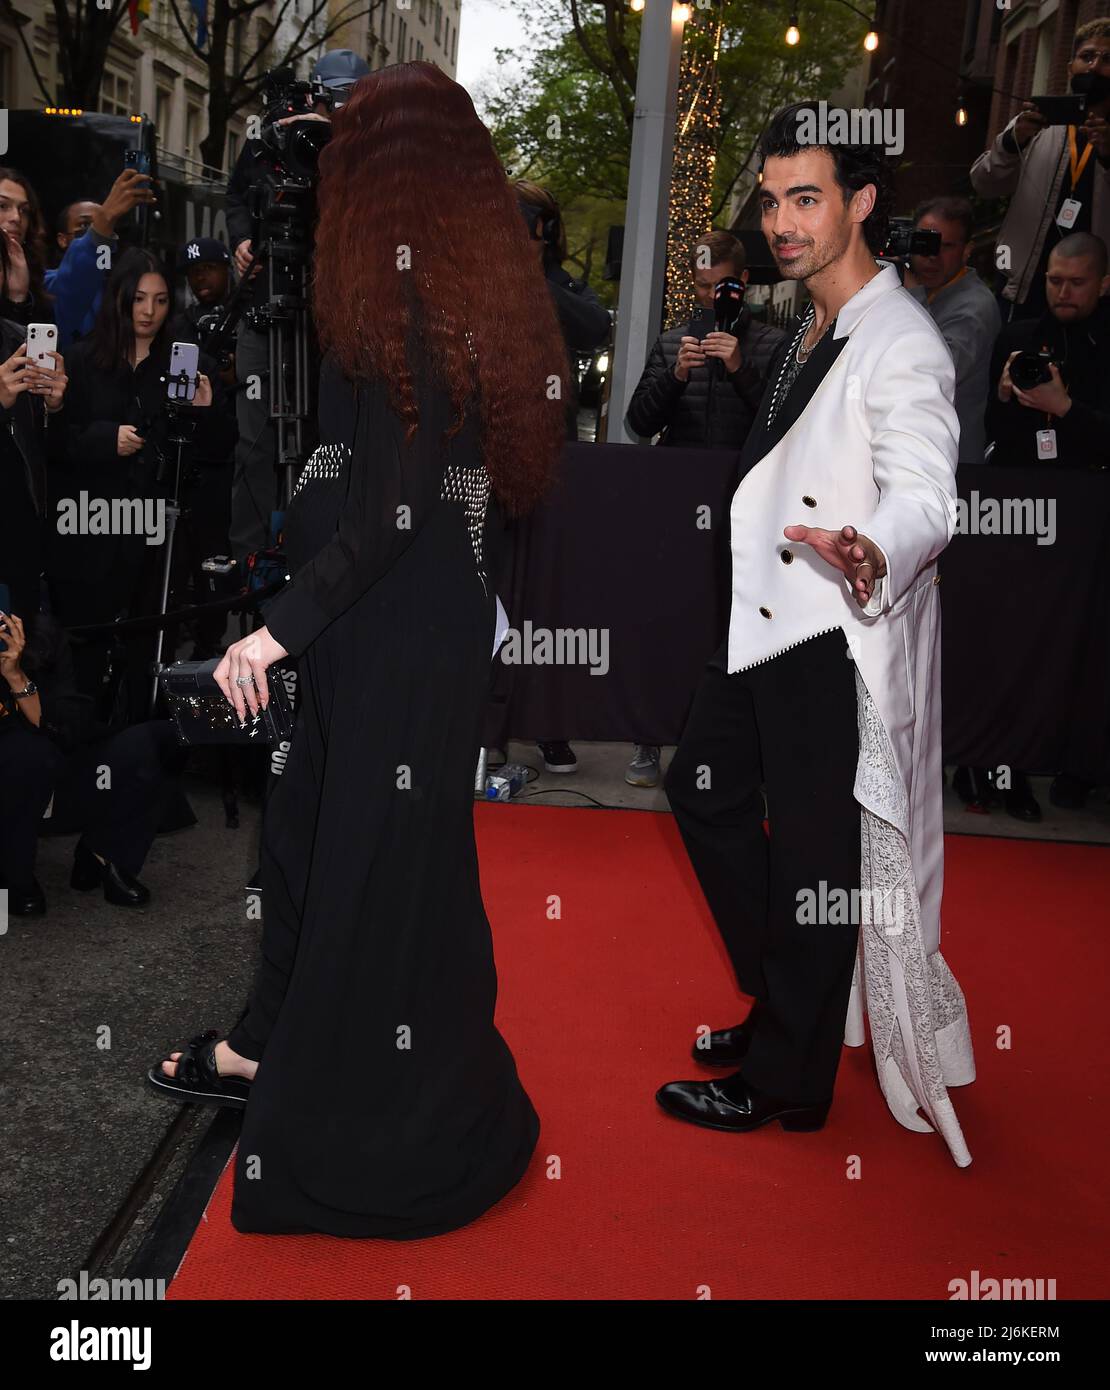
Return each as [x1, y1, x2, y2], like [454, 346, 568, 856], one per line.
[478, 0, 868, 294]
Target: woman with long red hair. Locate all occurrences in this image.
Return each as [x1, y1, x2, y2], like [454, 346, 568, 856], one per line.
[148, 62, 569, 1237]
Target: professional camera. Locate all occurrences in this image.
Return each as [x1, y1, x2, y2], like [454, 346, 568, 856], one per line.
[1009, 350, 1056, 392]
[882, 217, 942, 261]
[258, 66, 332, 184]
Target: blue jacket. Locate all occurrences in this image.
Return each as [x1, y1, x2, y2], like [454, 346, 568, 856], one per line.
[43, 229, 116, 349]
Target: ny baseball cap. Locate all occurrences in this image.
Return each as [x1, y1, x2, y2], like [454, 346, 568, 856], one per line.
[182, 237, 231, 265]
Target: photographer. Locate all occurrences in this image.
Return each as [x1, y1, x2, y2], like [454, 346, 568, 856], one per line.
[47, 247, 229, 717]
[225, 50, 368, 571]
[625, 230, 784, 449]
[970, 17, 1110, 320]
[906, 197, 1001, 465]
[0, 314, 68, 622]
[0, 609, 188, 915]
[986, 231, 1110, 469]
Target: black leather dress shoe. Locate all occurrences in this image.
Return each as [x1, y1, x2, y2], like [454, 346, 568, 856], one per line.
[71, 842, 151, 907]
[5, 878, 47, 916]
[691, 1007, 763, 1067]
[656, 1073, 830, 1133]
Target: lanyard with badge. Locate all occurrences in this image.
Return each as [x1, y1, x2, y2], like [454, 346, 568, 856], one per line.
[1056, 126, 1092, 230]
[1034, 330, 1069, 462]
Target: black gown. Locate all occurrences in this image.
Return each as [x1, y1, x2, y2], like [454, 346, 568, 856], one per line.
[226, 346, 540, 1238]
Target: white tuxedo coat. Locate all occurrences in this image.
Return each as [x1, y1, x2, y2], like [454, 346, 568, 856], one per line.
[726, 261, 975, 1165]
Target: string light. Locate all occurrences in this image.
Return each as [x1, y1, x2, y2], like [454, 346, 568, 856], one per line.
[864, 30, 878, 52]
[664, 3, 724, 329]
[786, 13, 800, 45]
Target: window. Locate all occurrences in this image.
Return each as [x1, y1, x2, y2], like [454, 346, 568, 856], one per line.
[185, 104, 201, 161]
[435, 2, 442, 43]
[100, 70, 134, 116]
[227, 130, 240, 168]
[232, 19, 243, 74]
[451, 25, 457, 64]
[417, 40, 423, 60]
[0, 45, 13, 106]
[155, 88, 172, 146]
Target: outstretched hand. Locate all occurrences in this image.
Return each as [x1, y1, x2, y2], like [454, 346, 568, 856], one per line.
[783, 523, 887, 608]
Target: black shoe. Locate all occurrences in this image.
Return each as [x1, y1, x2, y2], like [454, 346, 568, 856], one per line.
[538, 741, 577, 774]
[656, 1073, 830, 1133]
[952, 765, 1000, 812]
[1050, 773, 1093, 810]
[691, 1005, 763, 1067]
[1003, 772, 1042, 823]
[71, 842, 151, 907]
[5, 878, 47, 916]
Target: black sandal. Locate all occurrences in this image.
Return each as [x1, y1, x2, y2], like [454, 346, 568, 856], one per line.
[146, 1029, 252, 1109]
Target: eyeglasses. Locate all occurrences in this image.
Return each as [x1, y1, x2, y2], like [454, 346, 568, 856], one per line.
[1075, 47, 1110, 65]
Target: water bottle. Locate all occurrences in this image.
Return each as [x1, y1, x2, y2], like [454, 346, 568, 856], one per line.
[485, 763, 528, 801]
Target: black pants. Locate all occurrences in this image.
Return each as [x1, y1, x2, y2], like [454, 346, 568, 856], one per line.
[0, 720, 182, 887]
[664, 629, 861, 1104]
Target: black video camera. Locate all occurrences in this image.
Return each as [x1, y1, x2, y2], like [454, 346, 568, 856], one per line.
[259, 67, 331, 184]
[882, 217, 942, 261]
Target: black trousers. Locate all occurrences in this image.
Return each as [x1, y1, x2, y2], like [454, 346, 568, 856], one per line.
[0, 720, 182, 887]
[664, 629, 861, 1104]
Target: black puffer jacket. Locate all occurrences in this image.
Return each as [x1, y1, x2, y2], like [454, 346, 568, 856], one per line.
[626, 305, 785, 449]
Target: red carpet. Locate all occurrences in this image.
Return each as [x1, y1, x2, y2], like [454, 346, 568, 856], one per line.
[167, 807, 1110, 1300]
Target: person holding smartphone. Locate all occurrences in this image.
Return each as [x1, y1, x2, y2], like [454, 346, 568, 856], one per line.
[48, 247, 229, 716]
[970, 18, 1110, 320]
[0, 313, 68, 626]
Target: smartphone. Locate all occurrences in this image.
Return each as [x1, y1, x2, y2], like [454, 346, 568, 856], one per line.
[0, 583, 10, 653]
[26, 322, 57, 368]
[1030, 94, 1088, 125]
[168, 340, 200, 402]
[125, 148, 152, 175]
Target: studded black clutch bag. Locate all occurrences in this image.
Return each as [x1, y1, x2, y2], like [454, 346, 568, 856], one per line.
[159, 658, 294, 747]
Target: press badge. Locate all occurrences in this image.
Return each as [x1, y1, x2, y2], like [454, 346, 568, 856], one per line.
[1057, 198, 1082, 229]
[1036, 428, 1058, 460]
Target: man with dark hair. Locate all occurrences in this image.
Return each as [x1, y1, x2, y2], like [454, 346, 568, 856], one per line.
[657, 104, 974, 1165]
[54, 201, 98, 256]
[907, 195, 1001, 465]
[971, 17, 1110, 319]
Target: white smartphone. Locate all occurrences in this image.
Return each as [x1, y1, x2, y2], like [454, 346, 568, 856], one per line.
[168, 340, 200, 402]
[26, 322, 57, 368]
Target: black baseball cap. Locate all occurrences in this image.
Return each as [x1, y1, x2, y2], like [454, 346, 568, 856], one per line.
[182, 237, 231, 265]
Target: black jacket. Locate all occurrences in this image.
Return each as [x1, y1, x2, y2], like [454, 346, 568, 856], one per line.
[226, 140, 277, 251]
[0, 318, 68, 616]
[986, 301, 1110, 469]
[544, 262, 611, 440]
[626, 305, 785, 449]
